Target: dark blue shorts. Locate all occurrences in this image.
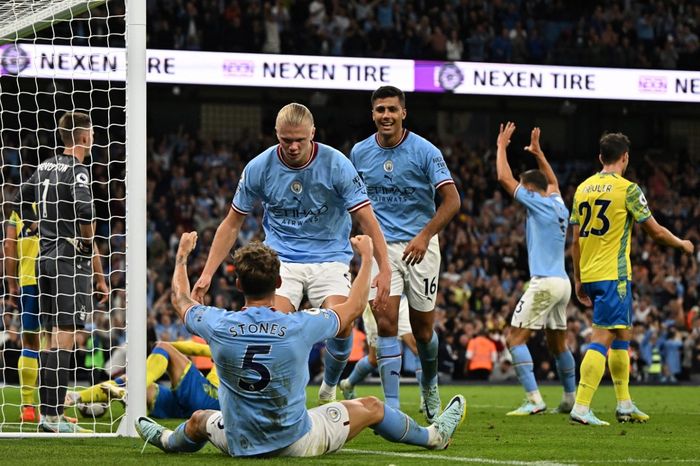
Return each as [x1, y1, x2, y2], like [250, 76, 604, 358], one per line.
[582, 280, 632, 329]
[20, 285, 39, 332]
[150, 363, 219, 419]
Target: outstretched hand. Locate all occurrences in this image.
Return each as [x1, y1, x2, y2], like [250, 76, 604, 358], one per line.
[497, 122, 516, 148]
[524, 127, 544, 156]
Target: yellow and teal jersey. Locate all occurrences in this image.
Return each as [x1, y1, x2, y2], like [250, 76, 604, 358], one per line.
[8, 209, 39, 287]
[570, 172, 651, 283]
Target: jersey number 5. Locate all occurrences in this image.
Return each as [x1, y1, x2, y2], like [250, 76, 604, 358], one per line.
[239, 345, 271, 392]
[578, 200, 611, 237]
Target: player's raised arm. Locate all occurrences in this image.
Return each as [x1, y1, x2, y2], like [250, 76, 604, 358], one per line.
[173, 231, 200, 321]
[524, 127, 559, 194]
[351, 205, 391, 309]
[191, 208, 245, 302]
[495, 122, 519, 197]
[331, 235, 373, 333]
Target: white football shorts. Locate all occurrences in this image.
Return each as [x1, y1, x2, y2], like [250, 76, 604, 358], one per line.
[277, 261, 351, 310]
[510, 276, 571, 330]
[369, 235, 440, 312]
[205, 402, 350, 457]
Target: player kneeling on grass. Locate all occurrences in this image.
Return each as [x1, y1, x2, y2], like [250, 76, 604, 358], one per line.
[136, 233, 466, 457]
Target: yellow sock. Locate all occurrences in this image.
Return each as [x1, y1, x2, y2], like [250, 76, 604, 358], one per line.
[608, 349, 631, 403]
[78, 380, 115, 403]
[146, 349, 170, 386]
[575, 348, 607, 407]
[18, 352, 39, 406]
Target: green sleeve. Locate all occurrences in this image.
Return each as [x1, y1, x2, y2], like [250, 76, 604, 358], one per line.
[625, 183, 652, 223]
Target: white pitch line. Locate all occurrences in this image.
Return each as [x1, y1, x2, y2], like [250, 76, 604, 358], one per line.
[343, 449, 700, 465]
[343, 449, 570, 466]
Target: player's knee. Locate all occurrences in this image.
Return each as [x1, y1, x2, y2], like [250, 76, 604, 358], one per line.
[360, 396, 384, 422]
[412, 326, 433, 344]
[375, 316, 397, 336]
[154, 341, 172, 351]
[21, 332, 40, 350]
[368, 351, 378, 366]
[188, 410, 211, 436]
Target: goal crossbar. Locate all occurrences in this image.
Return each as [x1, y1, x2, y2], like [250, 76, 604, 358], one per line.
[0, 0, 106, 45]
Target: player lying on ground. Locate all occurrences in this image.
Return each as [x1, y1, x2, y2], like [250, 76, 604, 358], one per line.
[495, 123, 577, 416]
[340, 296, 426, 411]
[136, 233, 466, 457]
[66, 340, 219, 418]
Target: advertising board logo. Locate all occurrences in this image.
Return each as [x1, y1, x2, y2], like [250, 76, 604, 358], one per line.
[223, 59, 254, 77]
[438, 63, 464, 92]
[0, 45, 30, 75]
[638, 76, 667, 93]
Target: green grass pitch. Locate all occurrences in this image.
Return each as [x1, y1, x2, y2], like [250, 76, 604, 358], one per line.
[0, 384, 699, 465]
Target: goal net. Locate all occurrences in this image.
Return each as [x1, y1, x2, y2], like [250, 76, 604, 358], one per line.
[0, 0, 145, 436]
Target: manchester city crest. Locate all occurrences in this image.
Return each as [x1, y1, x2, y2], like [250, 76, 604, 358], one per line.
[290, 180, 303, 194]
[326, 406, 342, 422]
[383, 160, 394, 173]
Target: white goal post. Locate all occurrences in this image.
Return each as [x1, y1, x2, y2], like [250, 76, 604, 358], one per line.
[0, 0, 146, 437]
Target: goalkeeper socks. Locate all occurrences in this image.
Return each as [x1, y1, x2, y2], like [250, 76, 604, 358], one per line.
[348, 355, 374, 387]
[554, 349, 577, 394]
[574, 343, 607, 412]
[163, 422, 207, 453]
[510, 344, 539, 400]
[56, 350, 72, 416]
[608, 340, 632, 407]
[323, 335, 353, 388]
[376, 336, 402, 409]
[146, 347, 170, 386]
[19, 349, 39, 406]
[39, 351, 59, 416]
[371, 403, 429, 447]
[416, 331, 439, 388]
[39, 350, 71, 416]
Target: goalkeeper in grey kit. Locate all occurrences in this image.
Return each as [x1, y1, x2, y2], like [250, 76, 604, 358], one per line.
[16, 111, 109, 433]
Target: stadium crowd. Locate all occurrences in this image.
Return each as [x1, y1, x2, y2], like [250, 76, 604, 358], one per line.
[137, 127, 700, 384]
[146, 0, 700, 70]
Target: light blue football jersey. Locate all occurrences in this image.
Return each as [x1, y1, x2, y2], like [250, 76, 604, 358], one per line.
[514, 185, 569, 279]
[185, 304, 340, 457]
[233, 142, 369, 263]
[350, 130, 454, 242]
